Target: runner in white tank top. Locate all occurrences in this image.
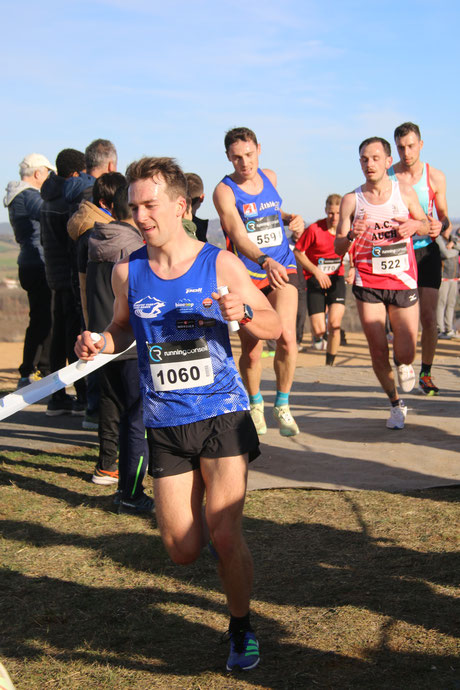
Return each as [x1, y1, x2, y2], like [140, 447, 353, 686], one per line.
[391, 121, 451, 396]
[335, 137, 429, 430]
[352, 180, 418, 291]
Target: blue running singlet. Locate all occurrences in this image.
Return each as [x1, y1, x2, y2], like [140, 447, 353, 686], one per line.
[221, 168, 297, 288]
[128, 242, 249, 428]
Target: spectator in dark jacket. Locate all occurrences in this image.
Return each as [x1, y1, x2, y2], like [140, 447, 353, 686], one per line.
[65, 138, 118, 424]
[64, 139, 118, 321]
[64, 138, 118, 214]
[41, 148, 89, 416]
[3, 153, 54, 386]
[85, 180, 152, 514]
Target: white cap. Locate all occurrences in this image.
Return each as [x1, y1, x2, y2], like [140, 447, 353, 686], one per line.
[20, 153, 56, 172]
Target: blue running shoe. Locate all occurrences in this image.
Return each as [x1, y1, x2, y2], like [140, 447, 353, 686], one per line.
[226, 630, 260, 671]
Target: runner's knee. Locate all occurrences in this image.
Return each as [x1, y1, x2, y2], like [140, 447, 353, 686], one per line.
[277, 324, 297, 349]
[240, 338, 263, 364]
[393, 342, 416, 365]
[420, 308, 437, 330]
[163, 535, 202, 565]
[328, 321, 341, 333]
[209, 521, 241, 561]
[368, 339, 390, 366]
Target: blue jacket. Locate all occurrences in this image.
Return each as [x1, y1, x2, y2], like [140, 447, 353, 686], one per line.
[4, 181, 44, 266]
[63, 172, 95, 211]
[40, 172, 74, 290]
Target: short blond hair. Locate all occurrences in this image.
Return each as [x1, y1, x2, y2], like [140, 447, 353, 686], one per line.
[326, 194, 342, 207]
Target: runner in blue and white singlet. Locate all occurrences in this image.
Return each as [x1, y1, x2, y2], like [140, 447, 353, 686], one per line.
[128, 242, 249, 427]
[213, 127, 305, 438]
[75, 157, 282, 673]
[220, 169, 297, 289]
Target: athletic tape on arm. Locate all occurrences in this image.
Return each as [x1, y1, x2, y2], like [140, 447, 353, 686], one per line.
[0, 342, 136, 421]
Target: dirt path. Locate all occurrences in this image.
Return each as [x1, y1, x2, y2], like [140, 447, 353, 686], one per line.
[1, 335, 459, 492]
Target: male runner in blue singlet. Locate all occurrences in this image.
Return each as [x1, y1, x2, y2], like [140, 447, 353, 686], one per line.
[388, 122, 450, 395]
[75, 157, 281, 672]
[213, 127, 305, 437]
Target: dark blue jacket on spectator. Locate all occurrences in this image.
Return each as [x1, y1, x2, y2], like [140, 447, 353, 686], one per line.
[40, 172, 74, 290]
[4, 181, 44, 266]
[64, 173, 95, 214]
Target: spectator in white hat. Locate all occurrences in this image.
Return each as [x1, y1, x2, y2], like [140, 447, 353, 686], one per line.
[3, 153, 55, 386]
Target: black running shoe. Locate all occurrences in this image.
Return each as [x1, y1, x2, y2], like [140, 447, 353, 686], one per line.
[118, 493, 155, 515]
[46, 394, 75, 416]
[71, 400, 86, 416]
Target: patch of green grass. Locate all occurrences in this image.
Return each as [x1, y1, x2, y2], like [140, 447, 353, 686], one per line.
[0, 240, 19, 276]
[0, 449, 458, 689]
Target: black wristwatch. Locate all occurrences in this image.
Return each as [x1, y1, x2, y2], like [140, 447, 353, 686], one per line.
[346, 230, 354, 242]
[239, 304, 254, 326]
[256, 254, 270, 268]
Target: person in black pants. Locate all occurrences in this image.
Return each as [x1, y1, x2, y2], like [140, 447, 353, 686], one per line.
[40, 148, 89, 416]
[4, 153, 54, 386]
[85, 177, 152, 514]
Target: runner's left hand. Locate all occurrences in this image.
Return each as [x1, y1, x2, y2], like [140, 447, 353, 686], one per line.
[393, 216, 418, 239]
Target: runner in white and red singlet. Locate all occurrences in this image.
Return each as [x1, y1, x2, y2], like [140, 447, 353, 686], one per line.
[335, 137, 429, 430]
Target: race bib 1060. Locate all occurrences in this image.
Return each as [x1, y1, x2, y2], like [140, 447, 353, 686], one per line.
[246, 213, 284, 248]
[147, 338, 214, 392]
[371, 242, 409, 275]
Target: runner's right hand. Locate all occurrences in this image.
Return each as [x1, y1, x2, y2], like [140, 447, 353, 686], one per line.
[75, 331, 104, 361]
[314, 268, 332, 289]
[351, 212, 368, 237]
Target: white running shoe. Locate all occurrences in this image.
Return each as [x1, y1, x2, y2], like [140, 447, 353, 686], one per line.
[273, 405, 300, 436]
[250, 402, 267, 435]
[386, 403, 407, 430]
[396, 364, 416, 393]
[313, 336, 327, 351]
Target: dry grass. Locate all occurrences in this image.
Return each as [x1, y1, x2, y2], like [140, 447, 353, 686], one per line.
[0, 237, 30, 342]
[0, 447, 458, 689]
[0, 287, 29, 343]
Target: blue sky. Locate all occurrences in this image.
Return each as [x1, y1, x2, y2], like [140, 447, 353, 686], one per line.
[2, 0, 459, 224]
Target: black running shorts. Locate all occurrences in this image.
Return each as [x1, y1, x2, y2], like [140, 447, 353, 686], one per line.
[415, 242, 442, 289]
[147, 410, 260, 478]
[353, 285, 419, 308]
[306, 275, 346, 316]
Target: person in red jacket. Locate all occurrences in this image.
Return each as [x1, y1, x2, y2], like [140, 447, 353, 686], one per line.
[294, 194, 346, 365]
